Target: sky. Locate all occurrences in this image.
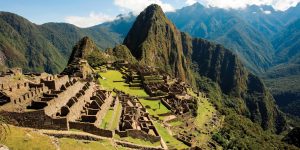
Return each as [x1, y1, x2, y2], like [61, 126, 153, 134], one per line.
[0, 0, 299, 28]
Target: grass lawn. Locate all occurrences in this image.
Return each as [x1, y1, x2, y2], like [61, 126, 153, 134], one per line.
[114, 134, 161, 147]
[139, 99, 170, 120]
[153, 121, 188, 149]
[98, 70, 148, 97]
[2, 125, 56, 150]
[59, 138, 116, 150]
[195, 97, 215, 129]
[1, 125, 120, 150]
[100, 108, 114, 129]
[110, 102, 122, 130]
[168, 121, 183, 127]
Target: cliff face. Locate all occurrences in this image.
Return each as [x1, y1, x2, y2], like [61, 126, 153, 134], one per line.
[125, 4, 286, 132]
[123, 4, 192, 82]
[192, 38, 286, 132]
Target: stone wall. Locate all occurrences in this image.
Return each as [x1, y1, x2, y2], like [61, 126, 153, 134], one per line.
[13, 85, 48, 105]
[116, 129, 161, 143]
[127, 129, 161, 143]
[94, 92, 113, 126]
[0, 110, 68, 130]
[69, 121, 113, 137]
[67, 82, 94, 121]
[44, 81, 85, 116]
[41, 75, 69, 90]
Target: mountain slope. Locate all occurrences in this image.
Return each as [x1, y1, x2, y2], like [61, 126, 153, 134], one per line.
[262, 19, 300, 117]
[0, 12, 66, 73]
[0, 11, 122, 73]
[166, 3, 275, 73]
[125, 4, 286, 133]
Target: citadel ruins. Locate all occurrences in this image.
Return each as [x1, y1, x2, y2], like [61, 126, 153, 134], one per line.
[0, 61, 220, 149]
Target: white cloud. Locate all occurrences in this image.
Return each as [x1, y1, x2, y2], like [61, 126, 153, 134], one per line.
[263, 10, 272, 14]
[192, 0, 300, 11]
[65, 12, 115, 28]
[114, 0, 175, 14]
[185, 0, 197, 5]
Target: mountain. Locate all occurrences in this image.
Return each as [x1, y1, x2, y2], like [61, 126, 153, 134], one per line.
[272, 19, 300, 64]
[98, 13, 136, 37]
[61, 36, 96, 77]
[123, 4, 193, 82]
[262, 19, 300, 118]
[166, 3, 276, 73]
[0, 12, 66, 73]
[125, 4, 286, 135]
[0, 11, 122, 73]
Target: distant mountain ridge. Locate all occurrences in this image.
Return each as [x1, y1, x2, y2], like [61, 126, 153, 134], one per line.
[0, 11, 122, 73]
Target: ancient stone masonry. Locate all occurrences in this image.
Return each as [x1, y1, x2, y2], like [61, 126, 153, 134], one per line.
[69, 89, 114, 137]
[162, 94, 197, 115]
[0, 69, 114, 138]
[115, 90, 161, 143]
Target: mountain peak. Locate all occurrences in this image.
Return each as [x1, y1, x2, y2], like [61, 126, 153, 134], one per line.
[144, 4, 164, 13]
[123, 4, 191, 81]
[67, 36, 99, 64]
[140, 4, 166, 21]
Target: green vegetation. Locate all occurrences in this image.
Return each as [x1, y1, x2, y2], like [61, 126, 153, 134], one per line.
[1, 125, 124, 150]
[195, 97, 215, 129]
[111, 103, 122, 130]
[0, 116, 8, 142]
[153, 121, 188, 149]
[59, 138, 116, 150]
[114, 134, 161, 147]
[168, 121, 183, 126]
[0, 12, 122, 73]
[98, 70, 148, 97]
[196, 76, 297, 149]
[1, 125, 56, 150]
[139, 99, 170, 120]
[100, 109, 114, 129]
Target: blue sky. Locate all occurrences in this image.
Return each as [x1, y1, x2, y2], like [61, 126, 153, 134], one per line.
[0, 0, 299, 28]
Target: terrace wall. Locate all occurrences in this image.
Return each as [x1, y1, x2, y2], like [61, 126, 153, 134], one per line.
[69, 121, 113, 137]
[0, 110, 68, 130]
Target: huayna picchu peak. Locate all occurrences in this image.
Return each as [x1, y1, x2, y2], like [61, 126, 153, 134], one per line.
[124, 4, 192, 82]
[0, 2, 299, 150]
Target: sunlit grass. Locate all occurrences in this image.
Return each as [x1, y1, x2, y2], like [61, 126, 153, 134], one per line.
[59, 138, 116, 150]
[98, 70, 148, 97]
[114, 134, 161, 147]
[139, 99, 170, 120]
[100, 109, 114, 129]
[153, 121, 188, 149]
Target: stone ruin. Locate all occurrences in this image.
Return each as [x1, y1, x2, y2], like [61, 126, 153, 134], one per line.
[0, 69, 114, 137]
[162, 94, 197, 115]
[115, 90, 161, 143]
